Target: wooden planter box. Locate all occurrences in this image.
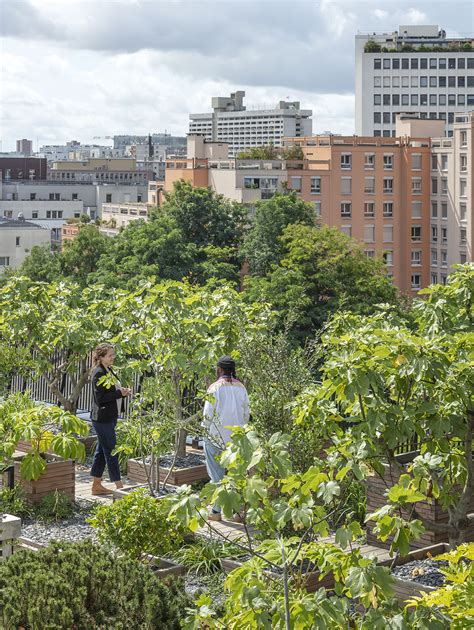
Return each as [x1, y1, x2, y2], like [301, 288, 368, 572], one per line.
[14, 457, 75, 504]
[221, 558, 335, 593]
[112, 484, 177, 502]
[16, 434, 97, 455]
[365, 452, 474, 548]
[383, 543, 448, 604]
[145, 555, 186, 578]
[127, 457, 209, 487]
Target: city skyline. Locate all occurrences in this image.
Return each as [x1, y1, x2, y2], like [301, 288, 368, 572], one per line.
[1, 0, 473, 150]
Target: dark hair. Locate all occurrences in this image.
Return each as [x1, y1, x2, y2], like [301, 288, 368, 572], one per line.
[217, 355, 236, 378]
[92, 342, 115, 366]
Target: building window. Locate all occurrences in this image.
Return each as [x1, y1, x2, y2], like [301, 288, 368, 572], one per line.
[383, 154, 393, 170]
[374, 76, 381, 87]
[412, 201, 422, 218]
[411, 274, 421, 289]
[16, 236, 20, 247]
[402, 94, 409, 106]
[431, 273, 438, 284]
[411, 226, 421, 241]
[0, 257, 10, 267]
[340, 154, 352, 170]
[341, 177, 352, 194]
[441, 227, 448, 243]
[460, 179, 467, 197]
[310, 177, 321, 193]
[412, 154, 422, 170]
[441, 202, 448, 219]
[431, 201, 438, 218]
[460, 228, 467, 244]
[430, 94, 437, 106]
[313, 201, 321, 216]
[72, 193, 78, 200]
[365, 153, 375, 169]
[106, 193, 113, 203]
[383, 251, 393, 266]
[383, 202, 393, 218]
[30, 193, 36, 200]
[412, 178, 422, 194]
[440, 154, 448, 171]
[431, 225, 438, 242]
[440, 250, 448, 267]
[383, 225, 393, 242]
[138, 194, 143, 202]
[460, 155, 467, 172]
[364, 202, 375, 217]
[461, 131, 467, 146]
[364, 225, 375, 243]
[374, 94, 381, 106]
[365, 250, 375, 258]
[430, 76, 437, 87]
[431, 250, 438, 265]
[374, 112, 381, 123]
[420, 76, 428, 87]
[411, 250, 422, 266]
[364, 177, 375, 194]
[383, 178, 393, 194]
[340, 202, 352, 217]
[439, 94, 446, 105]
[460, 203, 467, 221]
[374, 59, 381, 69]
[431, 178, 438, 194]
[341, 225, 352, 237]
[461, 253, 467, 264]
[32, 211, 38, 219]
[431, 155, 437, 171]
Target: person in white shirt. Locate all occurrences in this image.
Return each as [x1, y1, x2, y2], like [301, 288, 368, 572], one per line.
[202, 356, 249, 521]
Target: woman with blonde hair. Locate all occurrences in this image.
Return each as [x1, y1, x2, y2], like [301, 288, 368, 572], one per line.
[89, 342, 131, 495]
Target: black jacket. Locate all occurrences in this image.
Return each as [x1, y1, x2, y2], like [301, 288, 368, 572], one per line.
[90, 365, 123, 423]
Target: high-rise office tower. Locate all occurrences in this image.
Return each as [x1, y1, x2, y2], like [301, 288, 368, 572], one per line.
[355, 25, 474, 137]
[189, 91, 312, 157]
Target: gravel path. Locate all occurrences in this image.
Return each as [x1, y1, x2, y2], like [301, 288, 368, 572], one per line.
[392, 558, 448, 588]
[21, 500, 98, 547]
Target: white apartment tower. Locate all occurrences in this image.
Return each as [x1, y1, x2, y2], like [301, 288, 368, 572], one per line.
[355, 25, 474, 137]
[189, 91, 312, 157]
[429, 111, 473, 284]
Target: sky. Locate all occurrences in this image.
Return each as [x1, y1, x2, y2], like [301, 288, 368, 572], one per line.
[0, 0, 473, 150]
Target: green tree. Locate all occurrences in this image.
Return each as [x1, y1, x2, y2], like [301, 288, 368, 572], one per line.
[293, 265, 474, 549]
[60, 224, 111, 285]
[0, 277, 116, 412]
[246, 223, 398, 340]
[242, 192, 315, 277]
[236, 145, 279, 159]
[161, 180, 245, 250]
[15, 244, 61, 283]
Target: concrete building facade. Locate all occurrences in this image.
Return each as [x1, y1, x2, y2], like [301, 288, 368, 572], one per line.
[0, 218, 51, 270]
[16, 139, 33, 156]
[355, 25, 474, 137]
[49, 158, 152, 185]
[189, 92, 312, 157]
[0, 157, 47, 181]
[429, 111, 473, 283]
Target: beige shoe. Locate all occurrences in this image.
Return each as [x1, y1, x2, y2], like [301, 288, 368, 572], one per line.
[207, 511, 222, 522]
[91, 477, 113, 495]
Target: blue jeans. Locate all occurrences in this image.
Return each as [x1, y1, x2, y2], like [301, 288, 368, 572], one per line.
[204, 439, 225, 513]
[90, 420, 121, 482]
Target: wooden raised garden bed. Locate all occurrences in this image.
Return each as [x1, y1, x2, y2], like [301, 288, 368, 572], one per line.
[16, 433, 97, 455]
[127, 457, 209, 487]
[365, 452, 474, 548]
[382, 543, 449, 603]
[14, 457, 75, 504]
[221, 557, 335, 593]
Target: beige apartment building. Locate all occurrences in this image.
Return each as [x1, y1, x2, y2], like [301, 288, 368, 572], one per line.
[165, 120, 472, 295]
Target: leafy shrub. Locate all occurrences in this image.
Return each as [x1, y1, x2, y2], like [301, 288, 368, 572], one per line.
[0, 539, 188, 630]
[88, 488, 185, 559]
[0, 484, 32, 519]
[173, 538, 241, 575]
[33, 490, 75, 522]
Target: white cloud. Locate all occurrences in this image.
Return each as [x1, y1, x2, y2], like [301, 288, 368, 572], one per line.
[0, 0, 472, 148]
[402, 8, 428, 24]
